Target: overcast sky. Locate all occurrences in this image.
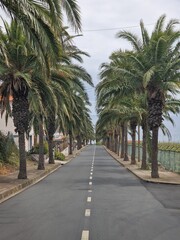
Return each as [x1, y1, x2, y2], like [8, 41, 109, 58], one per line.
[73, 0, 180, 141]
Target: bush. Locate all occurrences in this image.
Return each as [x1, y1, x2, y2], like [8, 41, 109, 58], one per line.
[30, 142, 48, 154]
[0, 131, 19, 164]
[158, 142, 180, 152]
[55, 151, 65, 161]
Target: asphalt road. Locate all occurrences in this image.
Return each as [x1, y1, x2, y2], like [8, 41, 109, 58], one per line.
[0, 145, 180, 240]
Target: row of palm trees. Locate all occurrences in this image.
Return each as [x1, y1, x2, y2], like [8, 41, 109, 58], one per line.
[96, 15, 180, 178]
[0, 1, 94, 179]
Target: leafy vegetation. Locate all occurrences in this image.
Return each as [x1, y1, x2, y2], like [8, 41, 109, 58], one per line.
[55, 151, 65, 161]
[29, 142, 49, 155]
[0, 131, 19, 165]
[158, 142, 180, 152]
[0, 132, 19, 174]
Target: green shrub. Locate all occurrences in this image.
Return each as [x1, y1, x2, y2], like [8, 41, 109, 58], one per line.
[158, 142, 180, 152]
[0, 131, 19, 163]
[30, 142, 48, 154]
[55, 151, 65, 161]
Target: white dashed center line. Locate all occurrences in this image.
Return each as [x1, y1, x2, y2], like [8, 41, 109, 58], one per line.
[87, 197, 91, 202]
[89, 182, 92, 185]
[81, 230, 89, 240]
[85, 209, 91, 217]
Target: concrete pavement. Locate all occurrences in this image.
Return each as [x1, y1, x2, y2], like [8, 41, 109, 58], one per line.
[106, 147, 180, 185]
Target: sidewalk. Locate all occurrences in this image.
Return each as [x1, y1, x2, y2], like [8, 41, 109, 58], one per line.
[105, 147, 180, 185]
[0, 147, 83, 204]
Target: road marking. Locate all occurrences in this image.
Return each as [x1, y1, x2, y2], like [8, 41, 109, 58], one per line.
[81, 230, 89, 240]
[90, 172, 93, 175]
[88, 190, 92, 193]
[89, 182, 92, 185]
[87, 197, 91, 202]
[85, 209, 91, 216]
[89, 176, 92, 180]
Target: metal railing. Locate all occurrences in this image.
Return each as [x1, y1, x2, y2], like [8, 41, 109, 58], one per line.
[127, 144, 180, 173]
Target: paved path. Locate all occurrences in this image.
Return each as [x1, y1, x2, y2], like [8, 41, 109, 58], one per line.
[107, 148, 180, 184]
[0, 145, 180, 240]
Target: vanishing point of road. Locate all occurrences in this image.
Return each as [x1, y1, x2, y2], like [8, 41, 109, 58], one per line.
[0, 145, 180, 240]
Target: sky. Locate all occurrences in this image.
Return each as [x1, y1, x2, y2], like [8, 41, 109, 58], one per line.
[0, 1, 180, 141]
[72, 0, 180, 142]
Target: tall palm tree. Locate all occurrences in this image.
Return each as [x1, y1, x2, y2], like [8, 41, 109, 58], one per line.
[0, 21, 40, 178]
[29, 72, 58, 169]
[117, 15, 180, 177]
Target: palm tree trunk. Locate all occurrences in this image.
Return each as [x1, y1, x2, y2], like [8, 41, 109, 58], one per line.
[120, 124, 125, 158]
[114, 128, 119, 155]
[77, 135, 82, 150]
[38, 122, 45, 170]
[18, 131, 27, 179]
[107, 136, 110, 149]
[148, 89, 163, 178]
[130, 122, 137, 164]
[141, 120, 147, 170]
[69, 132, 73, 155]
[114, 132, 118, 154]
[12, 94, 29, 179]
[151, 127, 159, 178]
[109, 133, 113, 151]
[48, 137, 54, 164]
[124, 123, 129, 161]
[46, 116, 55, 164]
[117, 127, 121, 156]
[138, 125, 140, 162]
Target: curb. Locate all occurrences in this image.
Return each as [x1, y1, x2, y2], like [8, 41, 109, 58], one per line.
[0, 146, 87, 204]
[0, 163, 61, 204]
[104, 147, 180, 185]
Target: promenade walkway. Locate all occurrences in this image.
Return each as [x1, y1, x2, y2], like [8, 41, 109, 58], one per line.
[106, 147, 180, 185]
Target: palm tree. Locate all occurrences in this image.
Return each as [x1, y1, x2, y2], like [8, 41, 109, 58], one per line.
[29, 72, 58, 169]
[45, 57, 93, 163]
[0, 0, 81, 66]
[117, 15, 180, 177]
[0, 21, 39, 178]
